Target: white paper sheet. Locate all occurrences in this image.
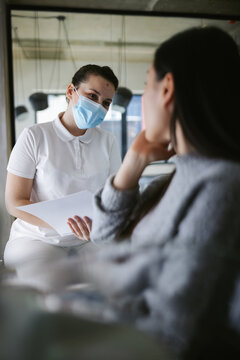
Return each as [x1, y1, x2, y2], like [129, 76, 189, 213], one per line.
[17, 191, 94, 236]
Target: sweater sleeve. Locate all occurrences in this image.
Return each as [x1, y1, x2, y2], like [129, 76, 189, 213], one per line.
[91, 175, 140, 244]
[91, 173, 174, 244]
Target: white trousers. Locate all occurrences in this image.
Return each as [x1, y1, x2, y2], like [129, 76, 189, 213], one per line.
[4, 237, 86, 290]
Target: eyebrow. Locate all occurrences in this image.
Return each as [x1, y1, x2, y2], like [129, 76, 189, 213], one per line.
[89, 88, 112, 101]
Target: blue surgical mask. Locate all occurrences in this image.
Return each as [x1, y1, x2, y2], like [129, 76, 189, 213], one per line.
[72, 90, 107, 129]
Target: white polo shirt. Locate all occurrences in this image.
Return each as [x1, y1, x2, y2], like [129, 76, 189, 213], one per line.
[7, 114, 121, 246]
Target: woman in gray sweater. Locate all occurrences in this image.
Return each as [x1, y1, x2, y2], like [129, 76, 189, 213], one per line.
[69, 27, 240, 358]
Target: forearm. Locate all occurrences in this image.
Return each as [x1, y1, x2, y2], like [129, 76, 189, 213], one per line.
[5, 173, 51, 228]
[93, 130, 173, 242]
[113, 150, 147, 190]
[6, 200, 52, 229]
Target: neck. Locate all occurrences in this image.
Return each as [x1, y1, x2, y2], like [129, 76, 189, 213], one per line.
[61, 108, 87, 136]
[175, 121, 194, 155]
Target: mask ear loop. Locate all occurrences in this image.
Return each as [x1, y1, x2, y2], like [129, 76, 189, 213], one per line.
[74, 87, 80, 97]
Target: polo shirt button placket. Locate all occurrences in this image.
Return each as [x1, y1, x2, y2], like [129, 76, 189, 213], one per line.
[74, 139, 82, 171]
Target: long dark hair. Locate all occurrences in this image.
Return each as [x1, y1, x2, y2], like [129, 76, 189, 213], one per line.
[154, 26, 240, 161]
[118, 27, 240, 240]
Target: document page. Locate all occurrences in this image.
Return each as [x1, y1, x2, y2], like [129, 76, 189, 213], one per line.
[17, 191, 94, 236]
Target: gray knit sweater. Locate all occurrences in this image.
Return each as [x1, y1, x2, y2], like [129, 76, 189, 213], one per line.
[90, 153, 240, 352]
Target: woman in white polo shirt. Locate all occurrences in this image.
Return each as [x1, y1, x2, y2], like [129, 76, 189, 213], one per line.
[4, 64, 121, 283]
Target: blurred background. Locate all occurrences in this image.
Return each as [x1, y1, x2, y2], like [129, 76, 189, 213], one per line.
[11, 10, 240, 153]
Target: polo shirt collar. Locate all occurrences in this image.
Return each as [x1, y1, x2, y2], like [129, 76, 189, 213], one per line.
[53, 113, 94, 144]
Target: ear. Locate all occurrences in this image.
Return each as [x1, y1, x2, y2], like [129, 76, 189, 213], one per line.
[161, 72, 174, 109]
[66, 83, 75, 102]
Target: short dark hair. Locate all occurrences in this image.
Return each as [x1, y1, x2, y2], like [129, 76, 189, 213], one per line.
[154, 27, 240, 161]
[72, 64, 118, 90]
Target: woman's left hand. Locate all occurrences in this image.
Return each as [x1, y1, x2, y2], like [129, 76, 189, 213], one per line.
[67, 216, 92, 241]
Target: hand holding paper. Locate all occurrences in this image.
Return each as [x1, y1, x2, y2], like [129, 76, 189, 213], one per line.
[67, 215, 92, 241]
[17, 190, 94, 236]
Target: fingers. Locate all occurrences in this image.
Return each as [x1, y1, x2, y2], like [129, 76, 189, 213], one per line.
[83, 216, 92, 232]
[74, 216, 90, 238]
[67, 218, 84, 240]
[67, 216, 91, 241]
[67, 220, 83, 239]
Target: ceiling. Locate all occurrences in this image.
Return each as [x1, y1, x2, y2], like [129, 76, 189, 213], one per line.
[11, 9, 240, 64]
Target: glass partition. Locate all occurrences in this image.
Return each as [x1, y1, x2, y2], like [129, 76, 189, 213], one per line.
[11, 10, 240, 155]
